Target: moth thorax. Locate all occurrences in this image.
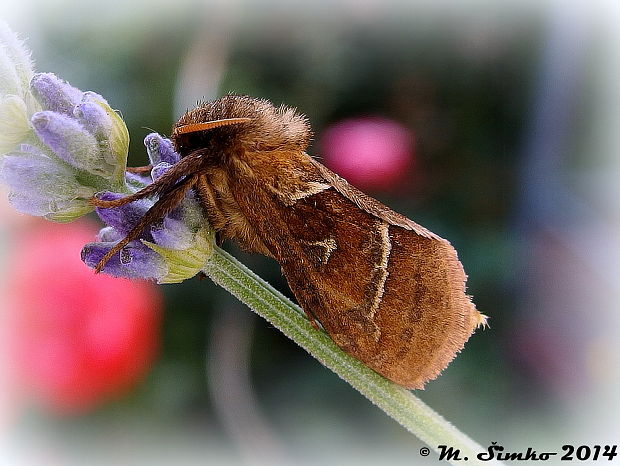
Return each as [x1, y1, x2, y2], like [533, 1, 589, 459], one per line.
[172, 95, 312, 156]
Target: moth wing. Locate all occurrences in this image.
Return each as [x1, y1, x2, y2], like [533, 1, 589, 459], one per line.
[234, 157, 482, 389]
[308, 157, 438, 238]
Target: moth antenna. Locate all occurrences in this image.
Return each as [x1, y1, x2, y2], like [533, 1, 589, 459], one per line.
[94, 173, 200, 273]
[173, 118, 252, 136]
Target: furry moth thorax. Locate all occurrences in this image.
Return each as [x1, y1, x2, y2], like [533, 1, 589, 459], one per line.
[172, 95, 312, 160]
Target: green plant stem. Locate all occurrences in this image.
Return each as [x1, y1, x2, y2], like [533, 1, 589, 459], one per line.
[203, 246, 500, 466]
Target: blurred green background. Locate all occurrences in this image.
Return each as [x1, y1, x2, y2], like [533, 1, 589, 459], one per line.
[2, 0, 619, 464]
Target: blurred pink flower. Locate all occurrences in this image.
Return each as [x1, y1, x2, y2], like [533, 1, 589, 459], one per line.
[319, 117, 415, 191]
[6, 221, 162, 414]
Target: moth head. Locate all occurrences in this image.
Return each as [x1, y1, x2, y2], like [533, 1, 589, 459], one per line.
[172, 95, 312, 159]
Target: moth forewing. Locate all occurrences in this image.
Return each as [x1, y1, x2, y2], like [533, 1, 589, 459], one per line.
[227, 154, 481, 388]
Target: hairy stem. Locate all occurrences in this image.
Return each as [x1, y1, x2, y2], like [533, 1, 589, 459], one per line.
[202, 246, 500, 465]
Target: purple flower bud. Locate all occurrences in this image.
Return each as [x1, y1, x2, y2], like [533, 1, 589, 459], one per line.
[82, 91, 108, 106]
[30, 73, 82, 115]
[1, 147, 69, 193]
[32, 111, 96, 165]
[17, 194, 92, 222]
[73, 99, 126, 174]
[80, 92, 129, 182]
[97, 226, 123, 242]
[31, 110, 116, 178]
[73, 101, 112, 140]
[150, 216, 193, 250]
[151, 161, 172, 180]
[93, 191, 153, 237]
[81, 240, 167, 280]
[144, 133, 179, 165]
[125, 170, 151, 189]
[0, 147, 93, 217]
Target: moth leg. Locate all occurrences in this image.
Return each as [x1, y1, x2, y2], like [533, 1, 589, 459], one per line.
[307, 316, 321, 330]
[300, 305, 322, 330]
[215, 231, 224, 247]
[90, 151, 204, 209]
[94, 173, 199, 273]
[90, 181, 162, 209]
[126, 165, 153, 174]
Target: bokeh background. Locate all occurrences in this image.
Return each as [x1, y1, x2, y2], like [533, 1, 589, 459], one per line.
[1, 0, 619, 464]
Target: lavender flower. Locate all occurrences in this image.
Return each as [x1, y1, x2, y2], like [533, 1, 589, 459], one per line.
[81, 133, 213, 283]
[0, 69, 130, 221]
[0, 24, 213, 282]
[0, 22, 131, 221]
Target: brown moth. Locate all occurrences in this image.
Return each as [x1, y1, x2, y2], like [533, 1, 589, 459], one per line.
[92, 95, 486, 389]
